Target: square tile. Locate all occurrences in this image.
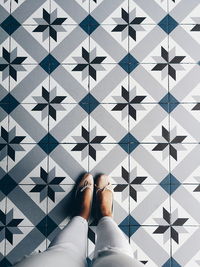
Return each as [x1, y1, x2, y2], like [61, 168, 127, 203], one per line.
[10, 64, 49, 102]
[130, 184, 170, 226]
[89, 143, 129, 174]
[170, 144, 200, 184]
[9, 104, 48, 143]
[49, 144, 89, 183]
[130, 226, 170, 266]
[129, 24, 168, 63]
[130, 144, 170, 184]
[169, 64, 200, 103]
[49, 104, 89, 143]
[171, 226, 200, 267]
[10, 26, 49, 64]
[169, 1, 200, 24]
[90, 25, 128, 63]
[6, 185, 47, 226]
[129, 65, 168, 103]
[129, 104, 169, 143]
[170, 104, 200, 143]
[11, 0, 50, 24]
[169, 25, 200, 64]
[5, 227, 47, 266]
[90, 104, 129, 143]
[90, 0, 128, 25]
[171, 184, 200, 226]
[50, 25, 89, 64]
[50, 64, 89, 103]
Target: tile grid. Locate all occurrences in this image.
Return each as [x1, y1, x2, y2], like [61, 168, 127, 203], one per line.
[1, 0, 200, 265]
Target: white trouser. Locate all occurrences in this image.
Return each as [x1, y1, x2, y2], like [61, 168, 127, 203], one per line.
[14, 216, 143, 267]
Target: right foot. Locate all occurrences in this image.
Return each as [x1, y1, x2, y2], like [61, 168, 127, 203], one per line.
[95, 174, 113, 219]
[75, 173, 93, 221]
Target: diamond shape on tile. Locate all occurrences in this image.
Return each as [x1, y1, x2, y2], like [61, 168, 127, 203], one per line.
[1, 15, 21, 35]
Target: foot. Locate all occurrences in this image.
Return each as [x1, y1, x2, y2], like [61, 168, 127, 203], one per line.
[95, 174, 113, 220]
[75, 173, 93, 221]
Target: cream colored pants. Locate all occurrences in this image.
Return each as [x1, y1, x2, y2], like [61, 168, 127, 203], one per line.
[14, 216, 143, 267]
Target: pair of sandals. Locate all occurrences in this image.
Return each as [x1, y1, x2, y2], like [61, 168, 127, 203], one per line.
[75, 173, 114, 215]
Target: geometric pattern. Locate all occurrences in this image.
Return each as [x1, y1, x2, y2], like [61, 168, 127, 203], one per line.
[0, 0, 200, 266]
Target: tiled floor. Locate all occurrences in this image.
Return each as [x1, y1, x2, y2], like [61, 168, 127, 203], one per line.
[0, 0, 200, 266]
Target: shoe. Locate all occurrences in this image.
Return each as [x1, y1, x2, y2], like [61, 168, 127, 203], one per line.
[75, 173, 94, 197]
[95, 174, 114, 217]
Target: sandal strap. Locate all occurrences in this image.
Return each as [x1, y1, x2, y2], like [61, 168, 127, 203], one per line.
[76, 180, 93, 197]
[95, 182, 113, 194]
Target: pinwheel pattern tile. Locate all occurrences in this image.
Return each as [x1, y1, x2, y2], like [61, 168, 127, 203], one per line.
[0, 0, 200, 266]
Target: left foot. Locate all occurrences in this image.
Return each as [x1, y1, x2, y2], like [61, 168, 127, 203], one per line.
[75, 173, 94, 221]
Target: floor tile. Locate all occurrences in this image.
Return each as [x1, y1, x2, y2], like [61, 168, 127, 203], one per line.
[130, 184, 170, 226]
[169, 25, 200, 64]
[169, 64, 200, 103]
[171, 184, 200, 225]
[10, 64, 49, 102]
[129, 24, 168, 63]
[129, 64, 168, 103]
[11, 0, 50, 24]
[89, 143, 129, 175]
[0, 0, 200, 266]
[50, 25, 89, 64]
[170, 144, 200, 184]
[171, 226, 200, 267]
[90, 104, 129, 143]
[6, 185, 47, 226]
[10, 25, 49, 64]
[9, 104, 48, 143]
[89, 64, 128, 103]
[49, 104, 89, 143]
[90, 0, 128, 25]
[129, 103, 169, 143]
[169, 1, 200, 24]
[5, 227, 47, 266]
[170, 104, 200, 143]
[130, 144, 169, 184]
[130, 225, 170, 266]
[50, 64, 89, 103]
[49, 144, 89, 183]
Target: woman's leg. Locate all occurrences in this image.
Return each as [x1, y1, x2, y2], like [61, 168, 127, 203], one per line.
[94, 216, 133, 259]
[48, 215, 88, 258]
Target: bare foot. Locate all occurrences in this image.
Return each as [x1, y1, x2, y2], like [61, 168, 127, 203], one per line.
[95, 174, 113, 220]
[76, 173, 93, 221]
